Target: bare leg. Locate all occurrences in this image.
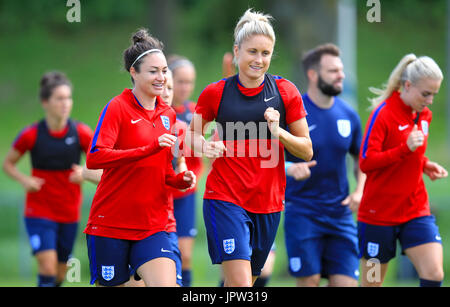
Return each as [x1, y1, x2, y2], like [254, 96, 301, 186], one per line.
[222, 259, 253, 287]
[404, 242, 443, 282]
[359, 257, 389, 287]
[137, 257, 177, 287]
[296, 274, 321, 287]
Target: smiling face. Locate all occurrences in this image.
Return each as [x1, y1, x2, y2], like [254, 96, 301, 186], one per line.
[233, 34, 274, 87]
[401, 77, 442, 112]
[41, 84, 73, 122]
[131, 52, 168, 98]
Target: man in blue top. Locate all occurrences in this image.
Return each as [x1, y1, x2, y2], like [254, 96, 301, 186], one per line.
[284, 43, 366, 287]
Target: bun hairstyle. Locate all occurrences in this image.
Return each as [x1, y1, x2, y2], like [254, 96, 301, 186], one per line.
[39, 71, 72, 101]
[369, 53, 443, 108]
[123, 28, 164, 73]
[234, 8, 276, 48]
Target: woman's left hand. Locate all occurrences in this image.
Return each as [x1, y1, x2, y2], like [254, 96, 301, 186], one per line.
[264, 107, 280, 138]
[69, 164, 84, 184]
[424, 161, 448, 181]
[183, 170, 196, 189]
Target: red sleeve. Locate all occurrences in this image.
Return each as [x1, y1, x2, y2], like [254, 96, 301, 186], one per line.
[194, 80, 226, 122]
[76, 122, 94, 154]
[165, 152, 191, 189]
[359, 107, 412, 173]
[276, 78, 307, 124]
[86, 100, 162, 169]
[12, 124, 38, 154]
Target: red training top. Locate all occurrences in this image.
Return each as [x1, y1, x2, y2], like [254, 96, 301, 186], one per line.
[13, 120, 93, 223]
[84, 89, 190, 240]
[195, 75, 306, 214]
[358, 91, 432, 226]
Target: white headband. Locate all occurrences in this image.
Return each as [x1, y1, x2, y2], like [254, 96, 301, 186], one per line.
[131, 49, 162, 68]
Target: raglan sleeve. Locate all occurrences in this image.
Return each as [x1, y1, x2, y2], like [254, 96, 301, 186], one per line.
[359, 108, 411, 173]
[86, 100, 163, 169]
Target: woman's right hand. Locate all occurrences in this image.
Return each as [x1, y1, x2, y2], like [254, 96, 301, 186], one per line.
[203, 141, 227, 158]
[158, 133, 177, 148]
[407, 125, 425, 152]
[21, 176, 45, 192]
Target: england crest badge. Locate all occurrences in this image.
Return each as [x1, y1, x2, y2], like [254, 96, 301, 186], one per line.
[102, 265, 115, 281]
[421, 120, 429, 136]
[289, 257, 302, 272]
[367, 242, 379, 258]
[160, 115, 170, 130]
[337, 119, 351, 138]
[223, 238, 235, 254]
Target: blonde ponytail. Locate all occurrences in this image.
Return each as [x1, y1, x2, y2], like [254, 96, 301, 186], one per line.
[368, 54, 417, 108]
[369, 53, 443, 108]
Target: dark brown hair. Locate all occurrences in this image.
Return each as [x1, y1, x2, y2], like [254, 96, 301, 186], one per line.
[302, 43, 340, 74]
[123, 28, 164, 74]
[39, 71, 72, 101]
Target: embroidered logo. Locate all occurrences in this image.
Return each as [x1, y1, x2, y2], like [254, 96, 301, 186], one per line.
[337, 119, 351, 137]
[367, 242, 379, 258]
[65, 136, 76, 145]
[398, 124, 409, 131]
[289, 257, 302, 272]
[421, 120, 428, 136]
[223, 238, 235, 254]
[101, 265, 115, 281]
[160, 115, 170, 130]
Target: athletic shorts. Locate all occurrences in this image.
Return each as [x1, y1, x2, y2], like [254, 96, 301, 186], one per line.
[174, 193, 197, 237]
[358, 215, 442, 263]
[203, 199, 281, 276]
[86, 231, 177, 286]
[284, 205, 359, 279]
[24, 217, 78, 262]
[131, 232, 183, 286]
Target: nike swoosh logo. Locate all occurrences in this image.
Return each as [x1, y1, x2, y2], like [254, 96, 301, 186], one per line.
[398, 124, 409, 131]
[264, 96, 275, 102]
[131, 119, 142, 124]
[161, 248, 172, 253]
[65, 136, 76, 145]
[308, 124, 317, 132]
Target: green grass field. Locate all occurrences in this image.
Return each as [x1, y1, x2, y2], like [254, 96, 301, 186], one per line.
[1, 2, 449, 287]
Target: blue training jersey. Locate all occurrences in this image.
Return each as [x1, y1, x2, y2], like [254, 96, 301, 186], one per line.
[285, 93, 362, 216]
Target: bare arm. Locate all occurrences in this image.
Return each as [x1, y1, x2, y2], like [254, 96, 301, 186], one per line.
[264, 106, 313, 162]
[341, 154, 366, 212]
[2, 148, 44, 192]
[185, 113, 226, 158]
[82, 164, 104, 184]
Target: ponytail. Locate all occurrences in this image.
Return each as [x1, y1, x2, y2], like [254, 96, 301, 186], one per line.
[368, 53, 443, 108]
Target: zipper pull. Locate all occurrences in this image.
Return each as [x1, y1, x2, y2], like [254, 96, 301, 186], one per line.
[153, 123, 156, 128]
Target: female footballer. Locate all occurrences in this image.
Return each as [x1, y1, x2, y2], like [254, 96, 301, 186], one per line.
[358, 54, 448, 287]
[2, 71, 93, 287]
[84, 29, 195, 287]
[186, 9, 313, 287]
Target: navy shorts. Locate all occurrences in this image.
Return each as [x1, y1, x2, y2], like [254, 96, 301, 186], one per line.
[24, 217, 78, 262]
[358, 215, 442, 263]
[203, 199, 281, 276]
[86, 231, 178, 286]
[168, 232, 183, 286]
[174, 193, 197, 237]
[284, 205, 359, 279]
